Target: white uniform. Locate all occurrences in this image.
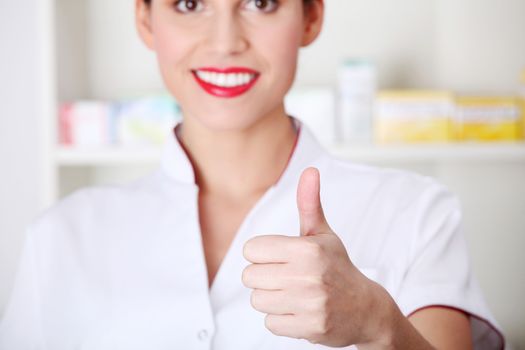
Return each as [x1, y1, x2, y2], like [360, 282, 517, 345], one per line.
[0, 117, 504, 350]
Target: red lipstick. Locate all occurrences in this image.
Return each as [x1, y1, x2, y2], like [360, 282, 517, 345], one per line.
[191, 67, 260, 98]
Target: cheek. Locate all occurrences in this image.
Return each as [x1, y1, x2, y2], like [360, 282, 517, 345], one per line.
[258, 21, 303, 85]
[269, 21, 302, 65]
[150, 21, 197, 100]
[152, 23, 191, 67]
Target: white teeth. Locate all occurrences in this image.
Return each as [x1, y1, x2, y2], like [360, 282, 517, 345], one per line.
[195, 70, 256, 87]
[218, 74, 226, 86]
[226, 74, 235, 87]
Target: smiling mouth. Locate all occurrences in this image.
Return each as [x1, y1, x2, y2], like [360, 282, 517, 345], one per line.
[191, 67, 260, 98]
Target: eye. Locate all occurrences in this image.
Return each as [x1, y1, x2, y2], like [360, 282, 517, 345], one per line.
[244, 0, 279, 13]
[173, 0, 205, 13]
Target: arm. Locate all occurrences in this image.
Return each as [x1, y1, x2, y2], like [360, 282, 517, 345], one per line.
[243, 169, 496, 349]
[408, 306, 473, 349]
[356, 283, 472, 350]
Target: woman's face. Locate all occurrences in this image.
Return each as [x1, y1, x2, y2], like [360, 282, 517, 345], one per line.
[136, 0, 323, 131]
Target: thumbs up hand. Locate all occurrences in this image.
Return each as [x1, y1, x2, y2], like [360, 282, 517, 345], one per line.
[242, 168, 394, 347]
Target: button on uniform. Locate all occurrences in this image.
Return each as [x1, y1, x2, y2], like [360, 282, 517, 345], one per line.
[197, 329, 209, 341]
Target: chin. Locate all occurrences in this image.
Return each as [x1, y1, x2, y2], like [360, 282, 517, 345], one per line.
[185, 98, 283, 133]
[189, 109, 264, 133]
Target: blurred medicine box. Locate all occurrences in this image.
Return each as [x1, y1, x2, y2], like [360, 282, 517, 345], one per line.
[374, 90, 454, 144]
[285, 87, 336, 146]
[59, 96, 181, 148]
[59, 101, 112, 147]
[453, 96, 522, 142]
[114, 96, 181, 147]
[519, 69, 525, 139]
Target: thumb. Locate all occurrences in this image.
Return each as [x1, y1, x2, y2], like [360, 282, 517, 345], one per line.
[297, 167, 330, 236]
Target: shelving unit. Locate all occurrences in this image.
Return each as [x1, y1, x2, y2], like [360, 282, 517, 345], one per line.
[56, 146, 163, 166]
[329, 142, 525, 162]
[55, 142, 525, 167]
[46, 0, 525, 205]
[52, 141, 525, 206]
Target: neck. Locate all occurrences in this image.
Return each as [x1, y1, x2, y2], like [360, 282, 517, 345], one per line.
[177, 106, 298, 199]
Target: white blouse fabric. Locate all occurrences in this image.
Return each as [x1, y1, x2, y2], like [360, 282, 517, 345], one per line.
[0, 117, 504, 349]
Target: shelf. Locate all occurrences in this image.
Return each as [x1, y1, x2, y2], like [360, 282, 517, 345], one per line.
[56, 142, 525, 166]
[328, 142, 525, 162]
[56, 146, 163, 166]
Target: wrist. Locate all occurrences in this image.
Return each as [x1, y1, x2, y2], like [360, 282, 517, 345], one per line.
[357, 283, 402, 350]
[357, 284, 435, 350]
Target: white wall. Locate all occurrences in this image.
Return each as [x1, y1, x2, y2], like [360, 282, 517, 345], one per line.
[72, 0, 525, 97]
[296, 0, 525, 93]
[0, 0, 50, 315]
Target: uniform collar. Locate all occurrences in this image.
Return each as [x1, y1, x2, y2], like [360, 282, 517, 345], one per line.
[160, 116, 326, 188]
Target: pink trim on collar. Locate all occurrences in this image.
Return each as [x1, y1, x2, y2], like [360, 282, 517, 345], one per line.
[173, 123, 197, 184]
[275, 118, 302, 184]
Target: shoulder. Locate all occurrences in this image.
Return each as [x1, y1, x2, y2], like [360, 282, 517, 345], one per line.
[314, 153, 462, 267]
[318, 153, 459, 216]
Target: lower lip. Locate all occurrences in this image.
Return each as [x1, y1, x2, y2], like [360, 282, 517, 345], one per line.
[191, 71, 259, 98]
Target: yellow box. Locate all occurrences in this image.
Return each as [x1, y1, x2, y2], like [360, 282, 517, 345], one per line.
[453, 96, 521, 142]
[519, 99, 525, 140]
[520, 70, 525, 139]
[374, 90, 453, 144]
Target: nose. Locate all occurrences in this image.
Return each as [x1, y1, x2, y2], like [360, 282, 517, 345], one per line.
[206, 10, 249, 56]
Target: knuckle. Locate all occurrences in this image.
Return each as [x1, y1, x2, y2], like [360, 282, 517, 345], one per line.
[241, 265, 252, 286]
[243, 240, 253, 260]
[303, 274, 324, 292]
[305, 292, 329, 318]
[307, 333, 322, 344]
[319, 276, 331, 294]
[312, 315, 330, 338]
[308, 272, 329, 290]
[264, 315, 280, 335]
[314, 293, 329, 313]
[302, 239, 323, 259]
[250, 290, 261, 310]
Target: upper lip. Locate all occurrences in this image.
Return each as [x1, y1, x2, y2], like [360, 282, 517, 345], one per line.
[193, 66, 259, 74]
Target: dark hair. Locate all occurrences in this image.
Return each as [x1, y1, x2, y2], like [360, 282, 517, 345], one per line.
[144, 0, 315, 7]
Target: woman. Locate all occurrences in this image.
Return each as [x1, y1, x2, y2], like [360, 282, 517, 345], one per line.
[0, 0, 504, 349]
